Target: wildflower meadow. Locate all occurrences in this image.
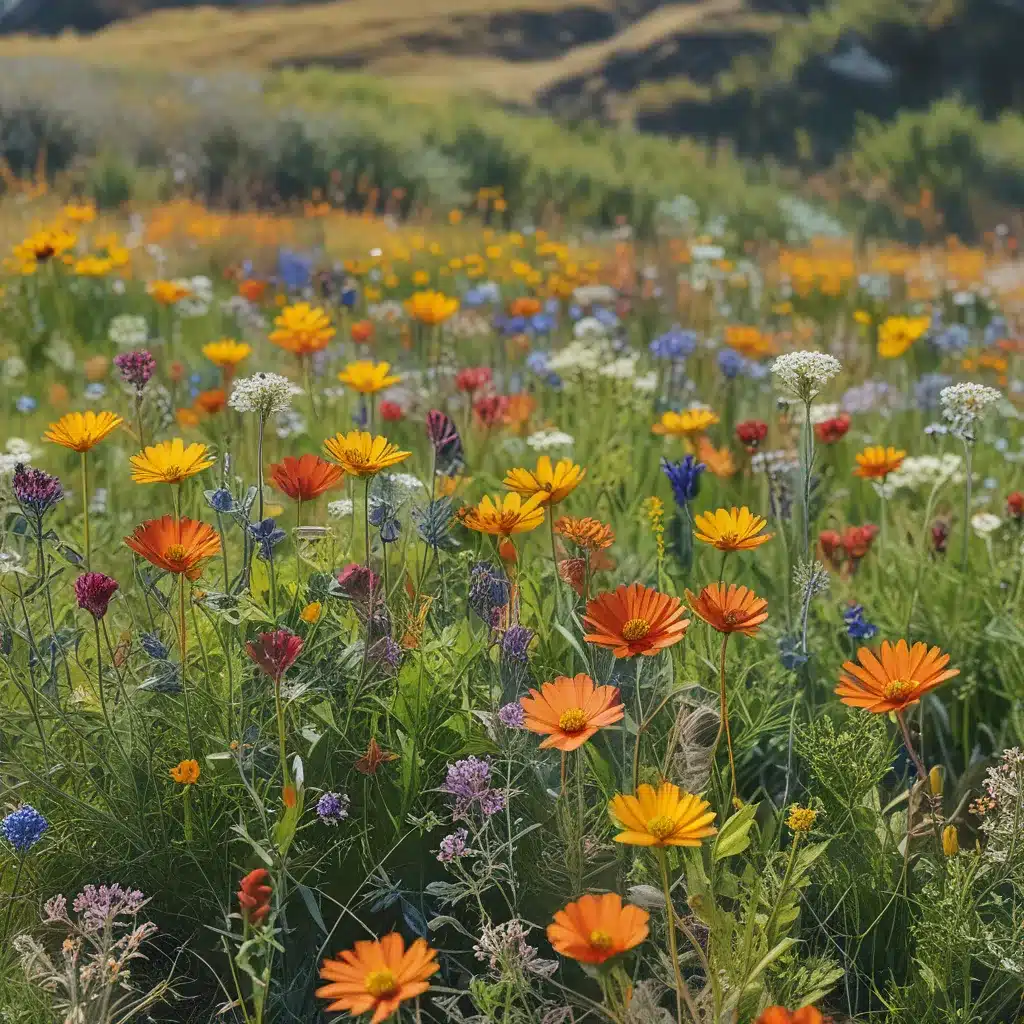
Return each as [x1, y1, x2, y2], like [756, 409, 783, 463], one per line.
[1, 188, 1024, 1024]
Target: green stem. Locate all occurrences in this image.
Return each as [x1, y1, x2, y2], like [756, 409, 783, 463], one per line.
[80, 451, 91, 570]
[713, 633, 736, 804]
[2, 854, 26, 941]
[178, 577, 196, 759]
[960, 441, 973, 575]
[657, 849, 697, 1024]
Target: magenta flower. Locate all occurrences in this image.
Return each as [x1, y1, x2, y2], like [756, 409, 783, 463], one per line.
[74, 572, 119, 619]
[113, 350, 156, 392]
[245, 629, 303, 685]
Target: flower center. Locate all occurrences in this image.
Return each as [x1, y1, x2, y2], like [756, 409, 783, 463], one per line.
[558, 707, 588, 734]
[165, 544, 187, 563]
[588, 929, 613, 951]
[345, 450, 369, 467]
[723, 610, 740, 625]
[646, 814, 677, 840]
[883, 678, 918, 701]
[365, 969, 399, 999]
[621, 617, 651, 642]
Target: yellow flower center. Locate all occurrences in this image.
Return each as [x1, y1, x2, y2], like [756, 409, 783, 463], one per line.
[165, 544, 187, 562]
[558, 707, 588, 734]
[883, 678, 918, 701]
[344, 450, 369, 467]
[646, 814, 677, 840]
[365, 969, 399, 999]
[621, 617, 651, 642]
[588, 929, 613, 951]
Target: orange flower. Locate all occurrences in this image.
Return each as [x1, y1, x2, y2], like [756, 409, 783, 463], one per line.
[696, 436, 736, 478]
[268, 454, 344, 502]
[755, 1008, 823, 1024]
[547, 893, 649, 964]
[853, 445, 906, 478]
[317, 933, 439, 1023]
[520, 674, 624, 751]
[269, 302, 335, 356]
[124, 516, 221, 580]
[554, 516, 614, 551]
[169, 758, 200, 785]
[609, 782, 716, 847]
[693, 507, 773, 551]
[44, 411, 123, 452]
[583, 582, 690, 658]
[238, 279, 267, 302]
[194, 388, 228, 415]
[686, 583, 768, 637]
[835, 639, 958, 713]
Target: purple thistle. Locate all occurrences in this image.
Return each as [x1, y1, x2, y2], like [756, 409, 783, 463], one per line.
[498, 702, 525, 729]
[113, 350, 156, 393]
[74, 572, 119, 619]
[500, 626, 533, 664]
[316, 792, 350, 825]
[469, 562, 509, 624]
[443, 756, 506, 818]
[425, 409, 464, 474]
[11, 464, 64, 518]
[437, 828, 470, 863]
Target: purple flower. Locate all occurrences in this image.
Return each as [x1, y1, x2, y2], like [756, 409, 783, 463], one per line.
[369, 636, 403, 672]
[500, 626, 533, 664]
[74, 572, 119, 619]
[11, 464, 64, 518]
[443, 756, 506, 818]
[469, 562, 509, 623]
[71, 883, 146, 932]
[437, 828, 469, 863]
[425, 409, 464, 474]
[498, 702, 525, 729]
[113, 350, 156, 392]
[316, 792, 350, 825]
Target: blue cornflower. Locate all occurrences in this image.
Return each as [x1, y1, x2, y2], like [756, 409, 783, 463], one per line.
[2, 805, 48, 853]
[249, 518, 286, 560]
[843, 603, 878, 640]
[661, 455, 705, 507]
[530, 313, 554, 335]
[340, 284, 358, 309]
[84, 383, 107, 401]
[717, 348, 745, 379]
[277, 249, 313, 291]
[932, 324, 970, 354]
[15, 395, 37, 414]
[140, 633, 170, 660]
[205, 488, 236, 514]
[369, 500, 401, 544]
[526, 351, 550, 375]
[650, 326, 698, 361]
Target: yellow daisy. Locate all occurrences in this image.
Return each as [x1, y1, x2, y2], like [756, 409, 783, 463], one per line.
[129, 439, 215, 485]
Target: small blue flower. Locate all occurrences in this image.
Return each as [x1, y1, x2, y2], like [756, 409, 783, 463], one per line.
[984, 316, 1007, 346]
[369, 501, 401, 544]
[205, 488, 236, 514]
[777, 635, 809, 671]
[340, 285, 358, 309]
[500, 625, 534, 664]
[249, 518, 286, 560]
[15, 395, 37, 414]
[661, 455, 705, 507]
[717, 348, 745, 379]
[526, 351, 550, 375]
[277, 248, 313, 291]
[650, 326, 698, 361]
[931, 324, 970, 354]
[140, 633, 170, 660]
[84, 383, 107, 401]
[2, 805, 48, 853]
[843, 603, 878, 640]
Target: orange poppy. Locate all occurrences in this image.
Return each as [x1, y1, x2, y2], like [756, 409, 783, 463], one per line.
[583, 582, 689, 658]
[547, 893, 649, 964]
[835, 639, 958, 714]
[519, 674, 624, 751]
[755, 1008, 823, 1024]
[317, 933, 438, 1023]
[269, 454, 345, 502]
[686, 583, 768, 637]
[124, 516, 221, 580]
[194, 388, 228, 415]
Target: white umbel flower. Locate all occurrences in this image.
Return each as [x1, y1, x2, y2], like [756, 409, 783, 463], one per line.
[327, 499, 354, 519]
[771, 351, 842, 402]
[229, 372, 303, 418]
[940, 382, 1002, 441]
[971, 512, 1002, 536]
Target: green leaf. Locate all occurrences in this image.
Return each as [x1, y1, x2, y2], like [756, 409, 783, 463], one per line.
[713, 801, 758, 861]
[296, 883, 328, 936]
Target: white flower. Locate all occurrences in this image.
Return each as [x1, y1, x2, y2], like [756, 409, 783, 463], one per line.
[327, 499, 354, 519]
[885, 454, 963, 491]
[176, 275, 213, 318]
[108, 314, 149, 347]
[940, 382, 1002, 441]
[599, 357, 637, 380]
[971, 512, 1003, 536]
[572, 316, 609, 341]
[3, 355, 26, 380]
[633, 371, 658, 393]
[525, 429, 574, 451]
[547, 340, 608, 374]
[6, 438, 33, 459]
[771, 351, 843, 402]
[572, 284, 617, 306]
[387, 473, 425, 495]
[229, 372, 303, 418]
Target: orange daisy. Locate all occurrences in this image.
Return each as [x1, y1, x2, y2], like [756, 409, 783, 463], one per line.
[693, 506, 773, 551]
[316, 933, 438, 1024]
[835, 639, 958, 714]
[853, 445, 906, 478]
[609, 782, 717, 847]
[547, 893, 649, 964]
[124, 516, 221, 580]
[686, 583, 768, 637]
[583, 582, 690, 658]
[554, 516, 614, 551]
[43, 410, 123, 452]
[519, 674, 624, 751]
[268, 454, 345, 502]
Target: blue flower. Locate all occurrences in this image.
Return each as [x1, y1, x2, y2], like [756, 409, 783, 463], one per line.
[843, 603, 878, 640]
[526, 351, 550, 375]
[369, 500, 402, 544]
[340, 284, 358, 309]
[777, 635, 809, 671]
[140, 633, 170, 660]
[717, 348, 745, 379]
[249, 518, 286, 560]
[205, 488, 236, 514]
[412, 497, 457, 550]
[277, 248, 313, 291]
[931, 324, 970, 354]
[500, 625, 534, 664]
[984, 316, 1007, 346]
[2, 805, 48, 853]
[15, 395, 37, 414]
[650, 326, 698, 361]
[661, 455, 704, 507]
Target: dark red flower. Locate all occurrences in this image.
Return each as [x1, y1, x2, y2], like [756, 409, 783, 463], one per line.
[237, 868, 272, 925]
[473, 394, 509, 428]
[818, 529, 843, 570]
[456, 367, 492, 394]
[1008, 491, 1024, 520]
[841, 523, 878, 561]
[932, 519, 950, 554]
[245, 630, 303, 685]
[814, 413, 851, 444]
[74, 572, 119, 619]
[736, 420, 768, 450]
[379, 400, 404, 422]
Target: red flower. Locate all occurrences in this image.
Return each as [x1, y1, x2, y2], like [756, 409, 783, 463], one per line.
[350, 320, 374, 344]
[814, 413, 851, 444]
[473, 394, 509, 428]
[456, 367, 492, 394]
[246, 630, 303, 685]
[238, 868, 272, 925]
[74, 572, 119, 619]
[268, 454, 344, 502]
[1008, 491, 1024, 520]
[932, 519, 950, 554]
[736, 420, 768, 450]
[379, 400, 404, 422]
[818, 529, 843, 569]
[842, 523, 878, 561]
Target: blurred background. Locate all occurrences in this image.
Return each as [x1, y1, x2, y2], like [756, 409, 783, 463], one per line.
[0, 0, 1021, 239]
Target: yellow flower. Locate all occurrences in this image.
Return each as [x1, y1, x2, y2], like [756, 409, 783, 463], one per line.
[412, 269, 431, 287]
[942, 825, 959, 857]
[300, 601, 323, 624]
[74, 256, 114, 277]
[853, 309, 872, 326]
[15, 227, 76, 265]
[269, 302, 335, 356]
[44, 411, 123, 453]
[203, 338, 252, 370]
[609, 782, 717, 847]
[405, 290, 459, 325]
[336, 360, 401, 395]
[130, 439, 215, 485]
[436, 474, 471, 497]
[503, 456, 585, 506]
[457, 492, 546, 537]
[693, 506, 773, 551]
[169, 759, 200, 785]
[877, 315, 930, 359]
[63, 202, 97, 224]
[786, 805, 817, 833]
[652, 407, 720, 437]
[322, 431, 411, 478]
[853, 445, 906, 479]
[148, 279, 191, 305]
